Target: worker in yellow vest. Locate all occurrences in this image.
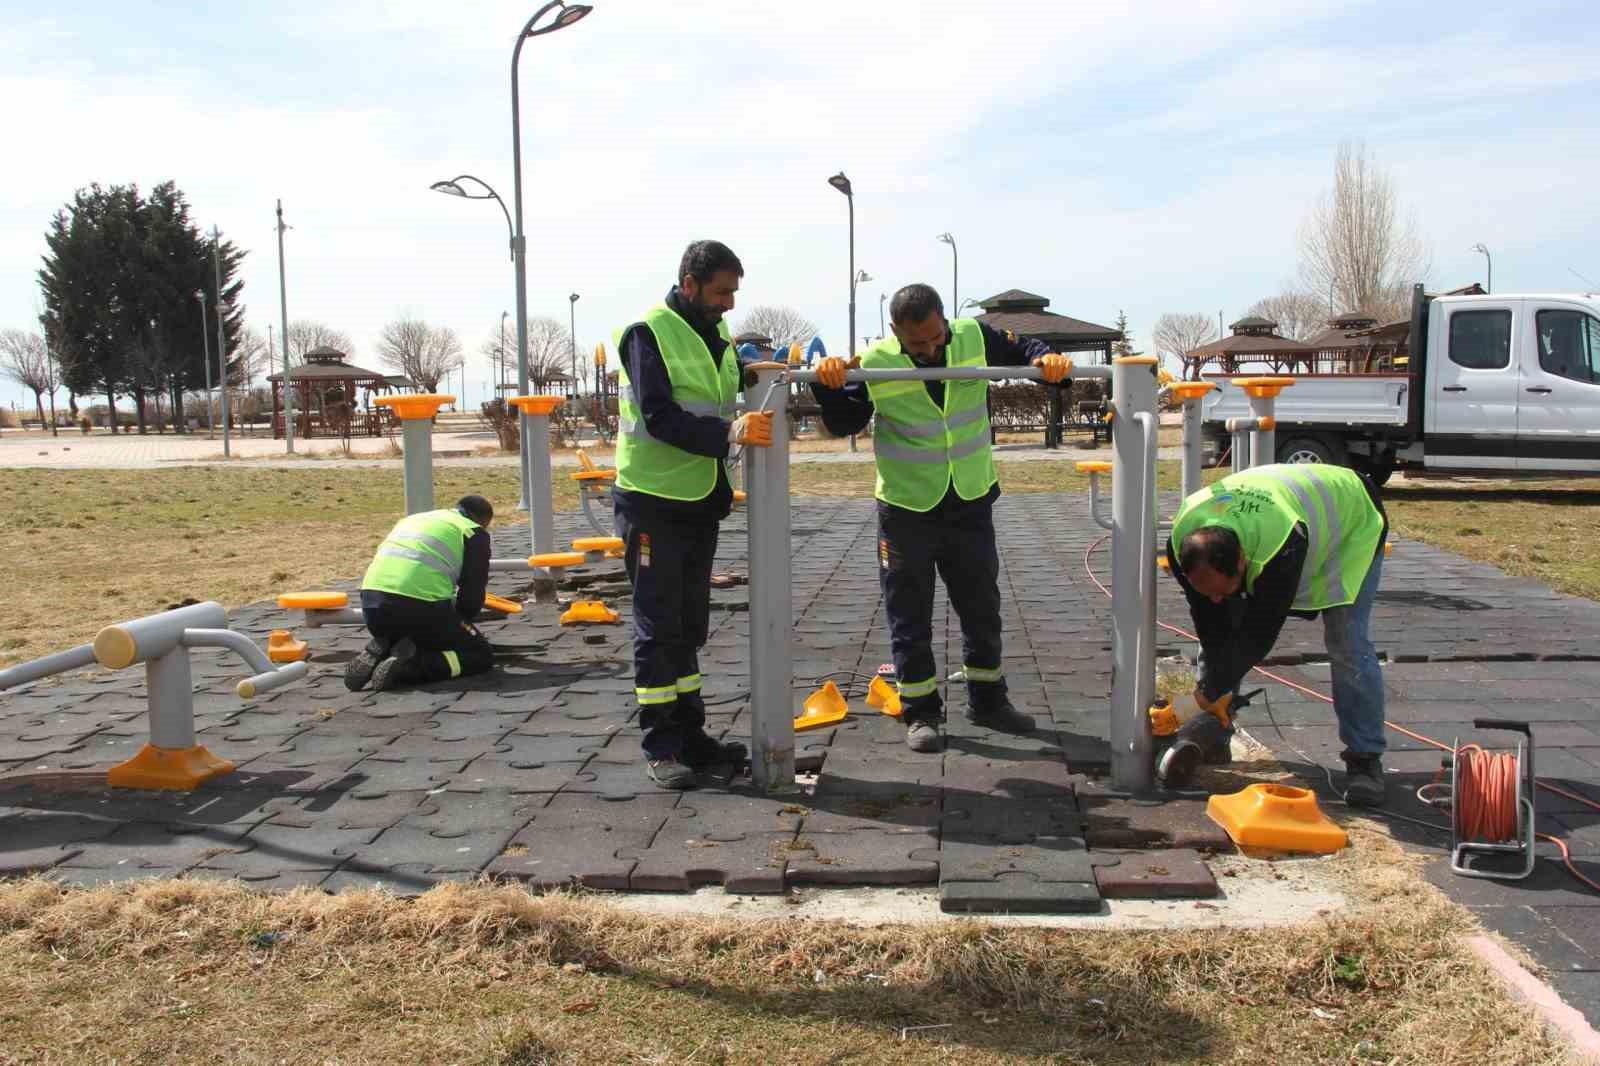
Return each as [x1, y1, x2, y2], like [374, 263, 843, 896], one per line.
[1166, 464, 1389, 804]
[346, 494, 495, 693]
[811, 283, 1072, 752]
[614, 240, 768, 789]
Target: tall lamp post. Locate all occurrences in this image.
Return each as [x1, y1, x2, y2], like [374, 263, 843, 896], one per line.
[878, 292, 886, 339]
[210, 225, 231, 458]
[937, 231, 957, 311]
[275, 200, 294, 453]
[828, 172, 857, 356]
[194, 290, 213, 438]
[1472, 242, 1492, 294]
[568, 292, 580, 396]
[499, 310, 509, 394]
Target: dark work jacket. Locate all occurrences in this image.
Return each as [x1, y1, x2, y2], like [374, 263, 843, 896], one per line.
[612, 287, 746, 527]
[363, 525, 490, 621]
[809, 320, 1054, 518]
[1166, 475, 1388, 701]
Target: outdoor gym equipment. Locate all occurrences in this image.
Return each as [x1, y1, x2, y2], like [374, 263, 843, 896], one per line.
[1206, 783, 1347, 853]
[1220, 376, 1293, 472]
[1166, 381, 1215, 497]
[741, 356, 1159, 792]
[277, 590, 522, 627]
[372, 393, 455, 514]
[1420, 720, 1538, 881]
[0, 602, 307, 789]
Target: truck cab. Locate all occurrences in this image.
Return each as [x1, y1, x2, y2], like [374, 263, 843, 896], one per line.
[1200, 287, 1600, 480]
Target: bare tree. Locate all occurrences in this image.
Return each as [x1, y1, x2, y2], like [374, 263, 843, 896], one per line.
[524, 316, 573, 385]
[479, 317, 515, 396]
[232, 327, 274, 383]
[1152, 313, 1219, 380]
[0, 329, 55, 429]
[1246, 290, 1328, 342]
[376, 318, 463, 392]
[736, 305, 818, 354]
[285, 320, 355, 364]
[1298, 140, 1430, 321]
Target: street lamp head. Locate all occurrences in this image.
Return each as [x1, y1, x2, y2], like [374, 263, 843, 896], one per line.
[1471, 242, 1489, 255]
[856, 270, 872, 283]
[430, 180, 468, 198]
[938, 232, 954, 245]
[827, 172, 852, 197]
[569, 293, 580, 304]
[524, 1, 593, 37]
[194, 290, 205, 302]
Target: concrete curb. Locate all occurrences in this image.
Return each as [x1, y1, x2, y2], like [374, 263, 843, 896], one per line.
[1466, 935, 1600, 1064]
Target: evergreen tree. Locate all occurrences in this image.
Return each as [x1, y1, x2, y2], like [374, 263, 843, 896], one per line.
[1110, 310, 1140, 359]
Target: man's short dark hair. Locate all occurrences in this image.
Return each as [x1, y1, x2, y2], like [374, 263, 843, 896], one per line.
[1178, 526, 1241, 578]
[889, 283, 945, 326]
[457, 494, 493, 526]
[678, 240, 744, 285]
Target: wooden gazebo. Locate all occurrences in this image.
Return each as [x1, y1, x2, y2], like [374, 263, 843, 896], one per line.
[1184, 316, 1316, 379]
[267, 346, 390, 439]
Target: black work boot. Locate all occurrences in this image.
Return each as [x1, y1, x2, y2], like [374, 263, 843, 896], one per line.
[682, 730, 748, 772]
[370, 638, 425, 693]
[1342, 752, 1387, 807]
[965, 693, 1035, 735]
[645, 755, 698, 790]
[902, 703, 944, 753]
[343, 637, 391, 692]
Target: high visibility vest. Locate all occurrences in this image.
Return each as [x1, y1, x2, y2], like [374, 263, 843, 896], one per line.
[861, 318, 997, 512]
[614, 304, 742, 501]
[360, 508, 479, 603]
[1171, 463, 1384, 610]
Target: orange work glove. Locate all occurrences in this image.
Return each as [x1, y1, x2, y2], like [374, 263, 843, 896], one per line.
[728, 410, 773, 447]
[1032, 353, 1073, 383]
[815, 355, 856, 389]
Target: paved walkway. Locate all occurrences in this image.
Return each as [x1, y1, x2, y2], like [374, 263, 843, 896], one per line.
[1, 495, 1596, 1018]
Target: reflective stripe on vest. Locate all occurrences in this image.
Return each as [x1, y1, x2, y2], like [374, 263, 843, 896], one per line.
[1170, 464, 1384, 611]
[360, 508, 479, 603]
[860, 318, 997, 512]
[614, 304, 741, 501]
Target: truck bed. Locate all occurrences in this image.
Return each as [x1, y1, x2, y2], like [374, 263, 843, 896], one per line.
[1199, 373, 1410, 429]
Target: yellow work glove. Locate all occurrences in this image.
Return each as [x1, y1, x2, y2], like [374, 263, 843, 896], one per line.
[1032, 353, 1073, 383]
[815, 355, 855, 389]
[1194, 689, 1234, 725]
[728, 410, 773, 447]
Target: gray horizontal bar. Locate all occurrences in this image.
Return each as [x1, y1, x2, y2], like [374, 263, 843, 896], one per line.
[789, 365, 1112, 384]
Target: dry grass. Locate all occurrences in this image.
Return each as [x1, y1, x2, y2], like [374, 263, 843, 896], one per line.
[0, 825, 1570, 1066]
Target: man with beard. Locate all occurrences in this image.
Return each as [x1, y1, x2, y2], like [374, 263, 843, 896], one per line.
[613, 239, 768, 788]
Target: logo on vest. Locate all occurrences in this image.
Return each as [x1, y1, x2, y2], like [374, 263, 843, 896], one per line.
[639, 533, 651, 568]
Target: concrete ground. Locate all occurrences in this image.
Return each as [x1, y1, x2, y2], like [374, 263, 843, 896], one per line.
[1, 493, 1597, 1022]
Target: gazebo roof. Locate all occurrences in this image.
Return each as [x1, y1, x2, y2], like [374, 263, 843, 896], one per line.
[267, 347, 387, 384]
[971, 289, 1121, 347]
[1187, 332, 1314, 358]
[382, 375, 415, 390]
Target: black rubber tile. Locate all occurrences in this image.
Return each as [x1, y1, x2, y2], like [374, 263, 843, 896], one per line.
[941, 795, 1079, 838]
[1077, 791, 1236, 852]
[941, 753, 1076, 800]
[787, 829, 939, 885]
[283, 789, 439, 831]
[1090, 848, 1219, 899]
[629, 828, 794, 894]
[452, 758, 588, 794]
[244, 819, 385, 868]
[485, 827, 651, 890]
[940, 873, 1102, 914]
[799, 792, 941, 834]
[70, 822, 254, 870]
[336, 823, 519, 873]
[404, 788, 547, 834]
[344, 759, 457, 795]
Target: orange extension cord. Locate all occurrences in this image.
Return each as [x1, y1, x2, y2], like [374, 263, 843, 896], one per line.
[1083, 535, 1600, 895]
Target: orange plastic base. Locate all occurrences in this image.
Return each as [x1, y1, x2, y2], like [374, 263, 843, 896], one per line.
[482, 593, 523, 614]
[865, 675, 902, 717]
[795, 680, 848, 731]
[573, 536, 624, 554]
[266, 630, 308, 663]
[1206, 783, 1347, 853]
[560, 600, 620, 625]
[531, 551, 587, 568]
[107, 744, 235, 791]
[277, 590, 349, 610]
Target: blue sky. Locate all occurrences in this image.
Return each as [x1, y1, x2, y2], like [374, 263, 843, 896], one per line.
[3, 0, 1598, 411]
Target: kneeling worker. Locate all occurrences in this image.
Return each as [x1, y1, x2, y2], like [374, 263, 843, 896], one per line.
[1166, 463, 1389, 804]
[810, 283, 1072, 752]
[345, 494, 496, 692]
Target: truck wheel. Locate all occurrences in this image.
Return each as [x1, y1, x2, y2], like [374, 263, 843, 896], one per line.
[1277, 435, 1344, 466]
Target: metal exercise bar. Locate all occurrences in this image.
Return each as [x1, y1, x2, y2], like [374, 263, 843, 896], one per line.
[1109, 357, 1160, 792]
[745, 362, 795, 791]
[789, 364, 1112, 384]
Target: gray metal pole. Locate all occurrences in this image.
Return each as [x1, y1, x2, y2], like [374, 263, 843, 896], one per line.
[527, 409, 555, 555]
[745, 362, 795, 791]
[145, 650, 197, 750]
[399, 417, 435, 514]
[276, 200, 295, 454]
[198, 291, 213, 438]
[211, 226, 231, 458]
[1182, 398, 1203, 498]
[1248, 392, 1276, 467]
[510, 35, 533, 512]
[1109, 356, 1159, 792]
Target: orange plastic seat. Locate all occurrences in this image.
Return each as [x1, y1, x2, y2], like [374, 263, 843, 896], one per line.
[573, 536, 624, 554]
[1074, 461, 1111, 474]
[482, 592, 523, 615]
[531, 551, 588, 568]
[1168, 382, 1216, 401]
[266, 630, 309, 663]
[277, 591, 349, 610]
[373, 393, 454, 419]
[570, 469, 616, 482]
[507, 394, 564, 416]
[560, 600, 620, 625]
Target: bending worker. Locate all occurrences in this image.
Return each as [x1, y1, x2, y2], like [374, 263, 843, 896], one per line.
[811, 283, 1072, 752]
[1166, 463, 1389, 805]
[345, 494, 496, 693]
[614, 239, 764, 789]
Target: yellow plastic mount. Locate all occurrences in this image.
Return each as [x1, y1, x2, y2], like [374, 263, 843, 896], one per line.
[1169, 381, 1215, 402]
[482, 592, 523, 615]
[1206, 783, 1348, 854]
[1384, 541, 1393, 556]
[277, 591, 350, 610]
[1075, 460, 1112, 474]
[795, 680, 849, 731]
[1231, 376, 1296, 399]
[571, 469, 616, 483]
[507, 394, 565, 416]
[1157, 555, 1171, 572]
[573, 536, 624, 555]
[865, 675, 902, 718]
[266, 630, 308, 663]
[1112, 355, 1160, 365]
[373, 393, 454, 419]
[560, 600, 620, 626]
[733, 489, 747, 503]
[531, 551, 587, 569]
[107, 744, 235, 791]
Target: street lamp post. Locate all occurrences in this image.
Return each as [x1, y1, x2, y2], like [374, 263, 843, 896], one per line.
[1472, 243, 1492, 294]
[828, 172, 856, 356]
[195, 290, 213, 438]
[937, 231, 957, 311]
[878, 292, 886, 338]
[568, 292, 580, 396]
[275, 200, 294, 453]
[211, 225, 231, 458]
[499, 310, 509, 394]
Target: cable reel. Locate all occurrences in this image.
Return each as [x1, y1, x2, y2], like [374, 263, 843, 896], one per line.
[1418, 719, 1536, 881]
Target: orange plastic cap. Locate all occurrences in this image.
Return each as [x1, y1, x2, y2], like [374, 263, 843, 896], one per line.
[1075, 460, 1112, 474]
[1112, 355, 1159, 365]
[865, 675, 903, 718]
[531, 551, 587, 568]
[507, 394, 565, 416]
[1169, 382, 1215, 401]
[373, 393, 454, 419]
[1231, 376, 1296, 398]
[732, 489, 747, 502]
[107, 744, 235, 791]
[560, 600, 620, 626]
[795, 681, 849, 731]
[277, 591, 350, 610]
[266, 630, 309, 663]
[573, 536, 624, 554]
[482, 592, 523, 615]
[1206, 783, 1347, 853]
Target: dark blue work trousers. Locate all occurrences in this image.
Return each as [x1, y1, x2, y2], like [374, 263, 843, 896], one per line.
[359, 590, 494, 682]
[877, 491, 1008, 722]
[616, 509, 718, 760]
